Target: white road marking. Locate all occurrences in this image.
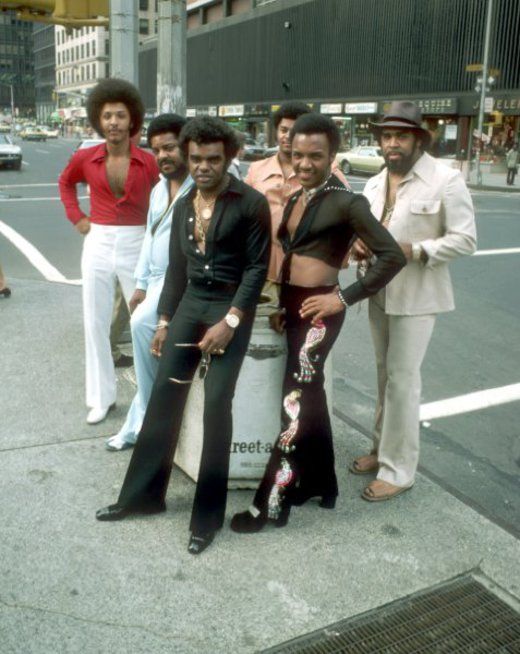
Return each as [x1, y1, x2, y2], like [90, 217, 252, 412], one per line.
[0, 183, 58, 188]
[0, 196, 88, 202]
[0, 219, 81, 285]
[35, 148, 50, 154]
[474, 247, 520, 256]
[420, 383, 520, 422]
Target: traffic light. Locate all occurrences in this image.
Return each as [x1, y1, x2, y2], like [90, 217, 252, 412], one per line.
[0, 1, 109, 26]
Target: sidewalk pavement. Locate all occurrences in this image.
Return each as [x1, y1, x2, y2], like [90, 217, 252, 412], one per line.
[466, 168, 520, 192]
[1, 279, 519, 654]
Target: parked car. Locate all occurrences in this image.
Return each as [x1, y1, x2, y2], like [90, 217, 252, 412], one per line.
[0, 134, 22, 170]
[242, 136, 265, 161]
[20, 126, 47, 142]
[263, 145, 279, 158]
[75, 138, 105, 151]
[0, 123, 11, 134]
[335, 145, 385, 175]
[44, 127, 60, 139]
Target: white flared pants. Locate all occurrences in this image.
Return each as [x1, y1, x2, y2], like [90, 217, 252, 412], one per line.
[81, 223, 145, 409]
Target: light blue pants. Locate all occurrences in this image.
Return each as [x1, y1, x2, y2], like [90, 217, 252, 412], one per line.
[114, 276, 164, 444]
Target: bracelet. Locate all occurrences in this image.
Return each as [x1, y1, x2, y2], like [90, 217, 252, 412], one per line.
[156, 319, 169, 330]
[337, 289, 349, 309]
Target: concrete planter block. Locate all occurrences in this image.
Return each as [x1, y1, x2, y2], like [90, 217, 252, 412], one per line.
[174, 316, 333, 488]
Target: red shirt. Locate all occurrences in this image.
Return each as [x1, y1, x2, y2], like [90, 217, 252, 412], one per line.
[59, 142, 159, 226]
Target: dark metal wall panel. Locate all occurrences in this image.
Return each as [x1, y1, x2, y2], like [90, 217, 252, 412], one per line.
[183, 0, 518, 106]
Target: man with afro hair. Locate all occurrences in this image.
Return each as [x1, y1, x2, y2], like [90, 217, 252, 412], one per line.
[59, 78, 159, 425]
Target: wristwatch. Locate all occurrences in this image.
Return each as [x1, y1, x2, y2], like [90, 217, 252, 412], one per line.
[224, 313, 240, 329]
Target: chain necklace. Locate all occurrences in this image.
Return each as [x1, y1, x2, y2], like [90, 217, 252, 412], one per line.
[196, 189, 217, 220]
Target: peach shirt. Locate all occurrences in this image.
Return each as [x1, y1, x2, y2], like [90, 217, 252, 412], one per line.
[245, 154, 349, 281]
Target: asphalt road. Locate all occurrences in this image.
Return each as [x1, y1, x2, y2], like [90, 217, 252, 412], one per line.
[1, 137, 519, 537]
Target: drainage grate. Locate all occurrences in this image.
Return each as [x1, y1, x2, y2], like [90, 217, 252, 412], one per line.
[261, 575, 520, 653]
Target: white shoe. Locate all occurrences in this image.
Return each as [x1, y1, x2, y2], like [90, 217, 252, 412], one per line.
[105, 435, 134, 451]
[86, 403, 115, 425]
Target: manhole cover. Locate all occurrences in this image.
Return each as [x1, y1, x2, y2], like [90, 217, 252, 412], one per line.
[261, 575, 520, 653]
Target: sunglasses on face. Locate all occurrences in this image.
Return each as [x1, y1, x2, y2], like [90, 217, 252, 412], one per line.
[168, 344, 211, 384]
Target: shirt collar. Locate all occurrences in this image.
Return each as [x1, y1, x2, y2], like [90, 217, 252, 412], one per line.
[400, 152, 433, 185]
[257, 153, 296, 182]
[87, 141, 147, 164]
[186, 172, 243, 200]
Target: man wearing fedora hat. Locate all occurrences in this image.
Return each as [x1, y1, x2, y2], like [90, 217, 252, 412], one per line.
[350, 100, 477, 501]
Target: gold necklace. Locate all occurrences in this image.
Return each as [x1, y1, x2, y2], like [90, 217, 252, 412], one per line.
[196, 190, 217, 220]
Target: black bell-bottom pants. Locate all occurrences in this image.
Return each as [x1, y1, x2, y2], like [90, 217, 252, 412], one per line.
[117, 283, 253, 535]
[251, 284, 345, 519]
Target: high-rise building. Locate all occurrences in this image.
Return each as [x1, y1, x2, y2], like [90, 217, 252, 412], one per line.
[33, 24, 56, 124]
[0, 10, 35, 118]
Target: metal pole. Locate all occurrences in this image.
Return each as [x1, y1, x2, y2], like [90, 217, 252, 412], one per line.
[10, 84, 15, 135]
[157, 0, 187, 116]
[476, 0, 493, 187]
[110, 0, 139, 86]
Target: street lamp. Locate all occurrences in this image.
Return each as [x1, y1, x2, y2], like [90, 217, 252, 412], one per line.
[0, 82, 16, 135]
[475, 0, 494, 187]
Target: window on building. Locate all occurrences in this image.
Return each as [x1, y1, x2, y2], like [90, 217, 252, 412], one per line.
[139, 0, 148, 9]
[92, 63, 96, 79]
[76, 45, 79, 59]
[86, 42, 90, 57]
[81, 44, 84, 59]
[105, 62, 109, 77]
[105, 40, 109, 55]
[139, 19, 148, 35]
[92, 40, 96, 56]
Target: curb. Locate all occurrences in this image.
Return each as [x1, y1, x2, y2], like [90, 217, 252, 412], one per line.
[467, 184, 520, 193]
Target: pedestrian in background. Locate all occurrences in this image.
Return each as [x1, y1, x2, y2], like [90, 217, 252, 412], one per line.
[110, 280, 133, 368]
[59, 78, 159, 425]
[350, 101, 476, 501]
[105, 113, 192, 451]
[0, 262, 11, 298]
[506, 143, 519, 185]
[227, 131, 245, 180]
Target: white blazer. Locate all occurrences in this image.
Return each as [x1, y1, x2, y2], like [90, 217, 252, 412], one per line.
[363, 152, 477, 316]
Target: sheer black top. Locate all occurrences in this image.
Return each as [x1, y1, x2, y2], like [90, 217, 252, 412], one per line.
[278, 174, 406, 305]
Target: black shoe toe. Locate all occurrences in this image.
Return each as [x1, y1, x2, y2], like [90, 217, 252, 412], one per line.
[187, 532, 215, 555]
[230, 510, 267, 533]
[95, 504, 129, 521]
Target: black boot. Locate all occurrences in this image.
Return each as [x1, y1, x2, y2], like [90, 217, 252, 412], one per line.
[230, 510, 267, 533]
[290, 488, 337, 509]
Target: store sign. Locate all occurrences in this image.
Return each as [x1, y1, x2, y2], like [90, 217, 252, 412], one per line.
[344, 102, 378, 114]
[186, 108, 196, 118]
[320, 103, 343, 114]
[415, 98, 458, 114]
[218, 104, 244, 117]
[195, 106, 217, 117]
[380, 98, 458, 115]
[245, 103, 270, 117]
[493, 97, 520, 114]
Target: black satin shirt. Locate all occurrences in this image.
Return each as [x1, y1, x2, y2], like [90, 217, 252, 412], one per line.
[278, 174, 406, 305]
[158, 175, 270, 317]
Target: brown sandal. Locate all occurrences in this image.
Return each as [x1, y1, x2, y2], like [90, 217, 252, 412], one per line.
[361, 480, 412, 502]
[349, 451, 378, 475]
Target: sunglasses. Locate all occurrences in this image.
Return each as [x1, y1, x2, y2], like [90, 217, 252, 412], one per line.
[168, 343, 211, 384]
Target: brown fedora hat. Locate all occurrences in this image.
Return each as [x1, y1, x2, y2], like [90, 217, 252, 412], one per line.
[371, 100, 431, 146]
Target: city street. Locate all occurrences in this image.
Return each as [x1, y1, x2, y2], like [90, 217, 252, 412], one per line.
[1, 137, 519, 538]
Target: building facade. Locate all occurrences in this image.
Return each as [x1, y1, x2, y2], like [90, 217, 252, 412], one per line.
[139, 0, 520, 158]
[54, 2, 157, 126]
[0, 10, 35, 119]
[33, 24, 56, 124]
